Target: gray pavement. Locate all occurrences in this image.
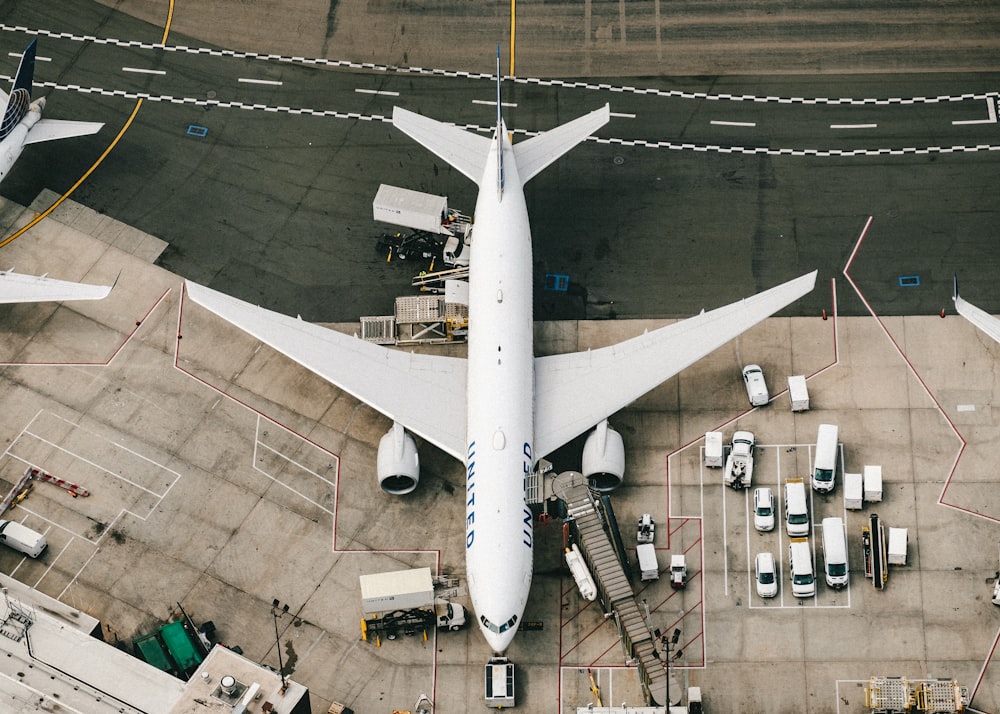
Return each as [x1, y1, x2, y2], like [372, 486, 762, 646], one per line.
[1, 195, 1000, 712]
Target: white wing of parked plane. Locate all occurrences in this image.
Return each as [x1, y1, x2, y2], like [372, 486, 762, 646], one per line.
[0, 269, 112, 304]
[24, 119, 104, 145]
[953, 274, 1000, 344]
[184, 281, 468, 459]
[532, 270, 818, 459]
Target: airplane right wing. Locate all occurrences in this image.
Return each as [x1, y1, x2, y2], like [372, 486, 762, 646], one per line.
[184, 281, 468, 460]
[533, 271, 818, 459]
[953, 274, 1000, 344]
[0, 269, 112, 304]
[25, 119, 104, 145]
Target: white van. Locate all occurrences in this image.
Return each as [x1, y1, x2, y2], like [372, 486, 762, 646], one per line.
[788, 539, 815, 597]
[784, 480, 810, 537]
[0, 520, 47, 558]
[811, 424, 839, 492]
[821, 517, 848, 588]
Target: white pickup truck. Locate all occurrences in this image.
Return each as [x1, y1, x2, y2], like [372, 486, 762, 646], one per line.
[724, 431, 755, 489]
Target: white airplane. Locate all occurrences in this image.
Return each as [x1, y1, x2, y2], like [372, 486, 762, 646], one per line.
[185, 59, 817, 654]
[0, 40, 110, 304]
[953, 274, 1000, 344]
[0, 38, 104, 184]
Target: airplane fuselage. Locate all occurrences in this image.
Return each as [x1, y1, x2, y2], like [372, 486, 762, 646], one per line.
[464, 126, 535, 654]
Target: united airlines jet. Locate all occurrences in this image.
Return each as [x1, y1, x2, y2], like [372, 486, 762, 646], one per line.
[0, 39, 103, 184]
[185, 59, 816, 654]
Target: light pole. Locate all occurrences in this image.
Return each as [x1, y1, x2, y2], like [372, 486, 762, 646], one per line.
[662, 627, 682, 708]
[271, 599, 289, 694]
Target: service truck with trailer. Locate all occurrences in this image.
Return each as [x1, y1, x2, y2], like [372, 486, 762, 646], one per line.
[359, 567, 466, 642]
[372, 184, 471, 267]
[724, 431, 755, 489]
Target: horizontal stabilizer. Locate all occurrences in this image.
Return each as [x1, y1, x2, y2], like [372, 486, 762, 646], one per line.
[392, 107, 492, 183]
[953, 275, 1000, 345]
[513, 104, 611, 183]
[25, 119, 103, 146]
[184, 280, 468, 460]
[0, 269, 112, 304]
[533, 270, 818, 459]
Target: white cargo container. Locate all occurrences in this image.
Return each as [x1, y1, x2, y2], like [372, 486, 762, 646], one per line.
[637, 543, 659, 581]
[704, 431, 723, 468]
[787, 375, 810, 411]
[887, 527, 907, 565]
[372, 184, 451, 235]
[863, 465, 883, 502]
[359, 567, 434, 615]
[844, 472, 863, 510]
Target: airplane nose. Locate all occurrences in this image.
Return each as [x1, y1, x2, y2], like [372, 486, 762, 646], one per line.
[481, 624, 517, 655]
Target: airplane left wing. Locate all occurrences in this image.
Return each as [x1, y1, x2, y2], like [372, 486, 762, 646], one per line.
[25, 119, 103, 145]
[533, 270, 817, 459]
[953, 274, 1000, 344]
[184, 281, 468, 460]
[0, 269, 112, 304]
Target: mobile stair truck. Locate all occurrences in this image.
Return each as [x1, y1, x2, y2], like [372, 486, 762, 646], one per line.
[723, 431, 755, 489]
[359, 567, 466, 644]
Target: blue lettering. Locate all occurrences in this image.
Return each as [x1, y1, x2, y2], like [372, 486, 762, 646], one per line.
[522, 507, 533, 547]
[466, 441, 477, 549]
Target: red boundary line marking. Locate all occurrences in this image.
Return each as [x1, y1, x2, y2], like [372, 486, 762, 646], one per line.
[0, 287, 172, 367]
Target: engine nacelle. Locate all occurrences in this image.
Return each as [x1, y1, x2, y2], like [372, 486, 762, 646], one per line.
[377, 422, 420, 495]
[581, 420, 625, 491]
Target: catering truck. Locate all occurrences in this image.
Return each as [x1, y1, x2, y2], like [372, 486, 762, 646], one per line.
[359, 567, 466, 642]
[372, 184, 471, 266]
[724, 431, 755, 489]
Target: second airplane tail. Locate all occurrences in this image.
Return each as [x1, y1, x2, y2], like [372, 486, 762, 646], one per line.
[0, 39, 37, 141]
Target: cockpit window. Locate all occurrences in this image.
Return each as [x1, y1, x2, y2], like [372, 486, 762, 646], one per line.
[480, 614, 519, 633]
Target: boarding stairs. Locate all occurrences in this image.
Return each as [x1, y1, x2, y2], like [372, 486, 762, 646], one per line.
[554, 472, 668, 707]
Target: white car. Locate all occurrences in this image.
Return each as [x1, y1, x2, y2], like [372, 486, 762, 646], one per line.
[753, 487, 775, 532]
[755, 552, 778, 598]
[742, 364, 769, 406]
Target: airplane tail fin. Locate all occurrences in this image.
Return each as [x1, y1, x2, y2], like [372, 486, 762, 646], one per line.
[0, 39, 36, 141]
[495, 45, 504, 198]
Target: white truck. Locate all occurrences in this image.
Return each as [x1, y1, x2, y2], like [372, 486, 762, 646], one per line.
[372, 184, 471, 267]
[359, 567, 466, 641]
[724, 431, 755, 489]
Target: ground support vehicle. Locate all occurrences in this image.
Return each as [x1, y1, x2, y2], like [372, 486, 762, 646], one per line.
[724, 431, 755, 489]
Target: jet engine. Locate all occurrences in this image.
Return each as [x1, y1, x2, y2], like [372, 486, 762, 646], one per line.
[581, 419, 625, 491]
[377, 422, 420, 495]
